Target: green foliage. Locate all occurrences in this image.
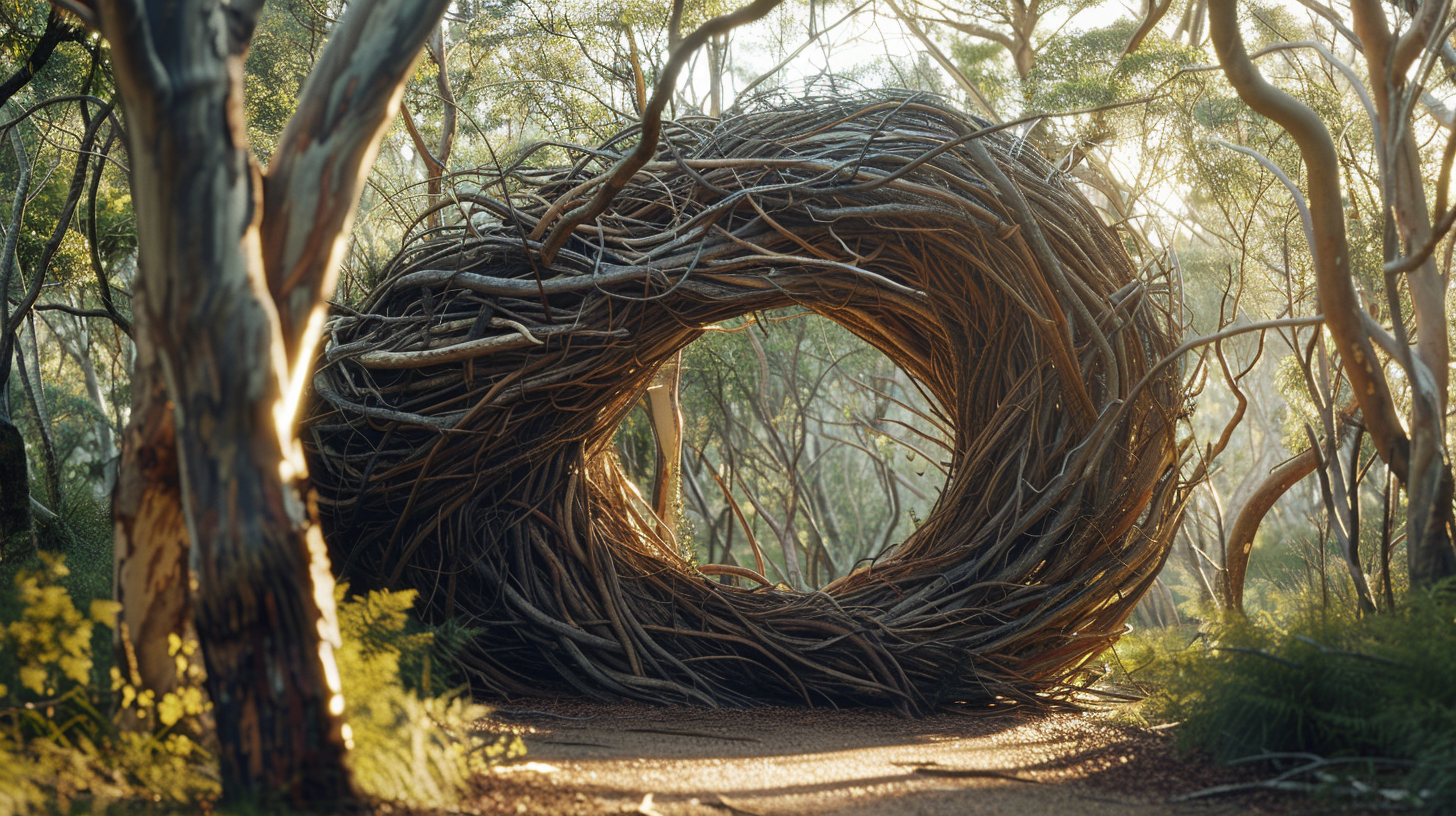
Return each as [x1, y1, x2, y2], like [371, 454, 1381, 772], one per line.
[0, 563, 523, 813]
[0, 553, 219, 815]
[335, 584, 523, 809]
[0, 119, 128, 300]
[1110, 587, 1456, 811]
[949, 39, 1011, 110]
[1, 483, 105, 649]
[658, 311, 948, 588]
[244, 0, 338, 158]
[106, 636, 217, 808]
[1027, 22, 1200, 114]
[1, 552, 112, 697]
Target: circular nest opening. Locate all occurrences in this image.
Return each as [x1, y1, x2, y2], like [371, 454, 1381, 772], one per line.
[305, 92, 1188, 713]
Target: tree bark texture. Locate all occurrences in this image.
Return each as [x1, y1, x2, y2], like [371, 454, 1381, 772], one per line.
[98, 4, 357, 802]
[81, 0, 449, 806]
[17, 324, 61, 509]
[112, 353, 190, 701]
[1348, 0, 1455, 586]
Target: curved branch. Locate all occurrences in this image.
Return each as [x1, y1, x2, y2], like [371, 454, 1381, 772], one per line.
[1095, 316, 1326, 470]
[933, 17, 1016, 51]
[1223, 450, 1316, 611]
[1392, 0, 1448, 81]
[2, 101, 109, 354]
[1122, 0, 1175, 57]
[85, 128, 132, 336]
[534, 0, 788, 264]
[737, 0, 871, 101]
[1209, 137, 1315, 254]
[0, 11, 83, 108]
[888, 0, 999, 120]
[261, 0, 452, 367]
[1208, 0, 1410, 483]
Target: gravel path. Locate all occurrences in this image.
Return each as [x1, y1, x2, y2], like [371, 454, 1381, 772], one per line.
[463, 701, 1295, 815]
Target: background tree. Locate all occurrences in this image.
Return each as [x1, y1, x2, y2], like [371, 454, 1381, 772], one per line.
[617, 312, 947, 589]
[1209, 0, 1455, 587]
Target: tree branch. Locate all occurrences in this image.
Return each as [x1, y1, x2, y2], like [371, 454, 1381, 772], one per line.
[1122, 0, 1175, 57]
[534, 0, 788, 264]
[0, 11, 83, 109]
[261, 0, 452, 369]
[1208, 0, 1411, 483]
[0, 101, 108, 387]
[0, 120, 33, 390]
[738, 0, 871, 101]
[932, 16, 1016, 50]
[887, 0, 1000, 120]
[82, 127, 132, 335]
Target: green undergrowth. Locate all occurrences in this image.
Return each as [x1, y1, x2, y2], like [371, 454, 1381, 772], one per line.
[0, 548, 520, 814]
[0, 552, 215, 816]
[335, 583, 525, 809]
[1102, 586, 1456, 812]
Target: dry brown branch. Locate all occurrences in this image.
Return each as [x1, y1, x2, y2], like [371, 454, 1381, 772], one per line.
[532, 0, 789, 264]
[305, 92, 1188, 712]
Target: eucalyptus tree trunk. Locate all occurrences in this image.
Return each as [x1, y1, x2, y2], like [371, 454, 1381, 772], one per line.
[0, 119, 31, 545]
[646, 352, 684, 537]
[48, 313, 117, 448]
[1209, 0, 1456, 588]
[112, 353, 189, 703]
[64, 0, 449, 806]
[63, 323, 118, 495]
[1348, 0, 1454, 585]
[16, 324, 61, 511]
[101, 11, 359, 799]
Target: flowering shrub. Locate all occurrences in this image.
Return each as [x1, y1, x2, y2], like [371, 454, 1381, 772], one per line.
[0, 554, 217, 814]
[0, 558, 522, 814]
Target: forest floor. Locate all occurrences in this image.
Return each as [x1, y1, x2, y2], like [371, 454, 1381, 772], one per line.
[452, 700, 1340, 816]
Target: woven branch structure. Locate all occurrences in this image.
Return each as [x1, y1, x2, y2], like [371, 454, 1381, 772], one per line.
[305, 92, 1189, 713]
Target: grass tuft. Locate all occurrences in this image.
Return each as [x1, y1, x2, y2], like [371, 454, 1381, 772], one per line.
[1103, 585, 1456, 811]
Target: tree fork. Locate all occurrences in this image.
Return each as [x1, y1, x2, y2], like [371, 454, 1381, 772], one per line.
[67, 0, 450, 805]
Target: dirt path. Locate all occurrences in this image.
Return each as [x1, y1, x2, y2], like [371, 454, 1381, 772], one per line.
[466, 701, 1291, 815]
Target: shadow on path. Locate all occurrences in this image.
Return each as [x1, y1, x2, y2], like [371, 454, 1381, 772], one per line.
[465, 701, 1298, 816]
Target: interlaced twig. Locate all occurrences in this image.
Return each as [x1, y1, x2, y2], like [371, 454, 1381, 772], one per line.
[304, 91, 1188, 713]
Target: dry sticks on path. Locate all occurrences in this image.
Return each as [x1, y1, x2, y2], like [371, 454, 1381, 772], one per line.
[304, 91, 1189, 713]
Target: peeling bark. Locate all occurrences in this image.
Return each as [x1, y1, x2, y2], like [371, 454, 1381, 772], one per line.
[112, 353, 190, 703]
[84, 0, 449, 805]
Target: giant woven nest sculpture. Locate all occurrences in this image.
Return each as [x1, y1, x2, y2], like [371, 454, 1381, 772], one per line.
[304, 92, 1189, 713]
